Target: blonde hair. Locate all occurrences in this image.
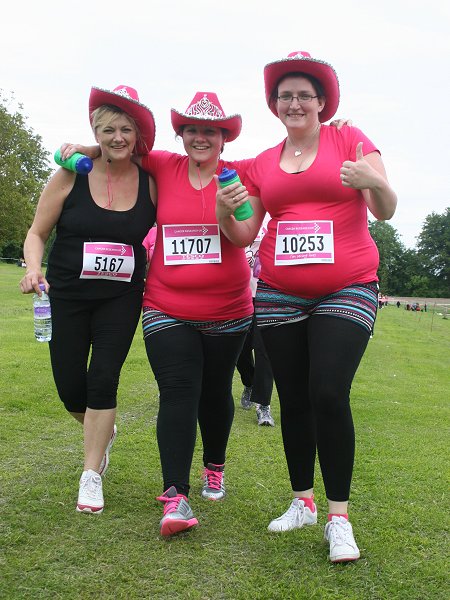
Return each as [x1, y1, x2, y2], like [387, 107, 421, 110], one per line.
[90, 105, 145, 151]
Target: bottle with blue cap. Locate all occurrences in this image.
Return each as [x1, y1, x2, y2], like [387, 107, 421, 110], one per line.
[218, 167, 254, 221]
[54, 149, 93, 174]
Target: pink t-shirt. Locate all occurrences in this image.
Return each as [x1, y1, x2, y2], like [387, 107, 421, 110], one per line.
[142, 226, 157, 262]
[141, 151, 254, 320]
[246, 125, 380, 298]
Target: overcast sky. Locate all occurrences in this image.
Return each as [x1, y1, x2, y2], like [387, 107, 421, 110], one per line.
[1, 0, 449, 249]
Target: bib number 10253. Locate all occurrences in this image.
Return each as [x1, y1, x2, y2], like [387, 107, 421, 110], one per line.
[275, 221, 334, 265]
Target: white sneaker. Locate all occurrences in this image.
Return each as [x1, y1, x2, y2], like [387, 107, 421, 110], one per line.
[324, 516, 360, 562]
[268, 498, 317, 532]
[98, 424, 117, 477]
[76, 469, 104, 514]
[256, 404, 275, 426]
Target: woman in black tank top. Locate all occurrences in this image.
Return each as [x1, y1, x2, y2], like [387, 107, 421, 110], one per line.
[20, 85, 156, 515]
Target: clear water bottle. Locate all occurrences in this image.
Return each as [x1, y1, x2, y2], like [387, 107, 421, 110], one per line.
[33, 283, 52, 342]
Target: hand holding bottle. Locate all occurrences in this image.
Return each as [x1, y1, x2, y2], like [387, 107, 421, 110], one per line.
[33, 283, 52, 342]
[54, 149, 93, 174]
[217, 168, 253, 221]
[20, 268, 48, 295]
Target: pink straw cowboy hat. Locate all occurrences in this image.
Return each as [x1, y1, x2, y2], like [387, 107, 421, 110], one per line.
[89, 85, 156, 154]
[264, 51, 340, 123]
[171, 92, 242, 142]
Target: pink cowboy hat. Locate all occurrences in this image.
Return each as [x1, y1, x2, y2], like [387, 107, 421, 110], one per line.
[264, 51, 340, 123]
[171, 92, 242, 142]
[89, 85, 155, 154]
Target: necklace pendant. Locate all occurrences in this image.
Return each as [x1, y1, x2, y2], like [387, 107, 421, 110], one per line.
[294, 150, 302, 157]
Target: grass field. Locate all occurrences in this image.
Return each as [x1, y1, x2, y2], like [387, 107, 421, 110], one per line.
[1, 262, 449, 599]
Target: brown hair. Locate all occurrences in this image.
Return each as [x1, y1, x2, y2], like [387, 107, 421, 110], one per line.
[269, 72, 326, 112]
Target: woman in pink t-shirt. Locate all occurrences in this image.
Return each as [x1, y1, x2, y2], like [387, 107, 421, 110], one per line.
[216, 51, 397, 563]
[136, 93, 255, 537]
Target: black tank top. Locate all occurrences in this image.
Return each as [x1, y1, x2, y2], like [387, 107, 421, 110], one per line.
[46, 165, 156, 300]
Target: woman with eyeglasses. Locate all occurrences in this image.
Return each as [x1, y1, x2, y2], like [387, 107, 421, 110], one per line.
[216, 51, 397, 563]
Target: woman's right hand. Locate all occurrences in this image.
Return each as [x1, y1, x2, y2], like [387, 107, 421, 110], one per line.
[59, 143, 100, 161]
[20, 269, 48, 295]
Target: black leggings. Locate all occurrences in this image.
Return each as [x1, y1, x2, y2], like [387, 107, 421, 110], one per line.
[49, 291, 143, 413]
[261, 315, 370, 502]
[236, 312, 274, 406]
[144, 325, 246, 496]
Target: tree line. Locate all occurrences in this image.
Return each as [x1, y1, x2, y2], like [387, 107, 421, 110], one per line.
[1, 90, 449, 297]
[369, 212, 449, 297]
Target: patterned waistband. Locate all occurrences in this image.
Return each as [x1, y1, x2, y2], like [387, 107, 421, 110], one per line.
[142, 307, 253, 338]
[255, 281, 379, 335]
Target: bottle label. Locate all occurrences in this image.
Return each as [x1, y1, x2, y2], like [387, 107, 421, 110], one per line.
[80, 242, 135, 281]
[162, 224, 222, 265]
[275, 221, 335, 265]
[34, 306, 51, 317]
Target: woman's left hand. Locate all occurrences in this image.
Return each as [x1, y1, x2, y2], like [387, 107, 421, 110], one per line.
[330, 118, 353, 129]
[340, 142, 378, 189]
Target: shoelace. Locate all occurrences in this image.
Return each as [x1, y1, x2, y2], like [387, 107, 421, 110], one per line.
[278, 500, 306, 525]
[293, 500, 306, 524]
[80, 474, 102, 499]
[157, 493, 182, 516]
[328, 520, 354, 546]
[204, 468, 223, 491]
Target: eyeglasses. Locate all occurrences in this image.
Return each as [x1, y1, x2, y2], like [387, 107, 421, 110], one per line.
[277, 93, 318, 104]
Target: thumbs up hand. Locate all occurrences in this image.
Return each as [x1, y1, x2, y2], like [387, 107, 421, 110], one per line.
[340, 142, 377, 189]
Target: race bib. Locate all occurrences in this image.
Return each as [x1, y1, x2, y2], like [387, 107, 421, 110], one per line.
[162, 224, 222, 265]
[80, 242, 135, 281]
[275, 221, 334, 265]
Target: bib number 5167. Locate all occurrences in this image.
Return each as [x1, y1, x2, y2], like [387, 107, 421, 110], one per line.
[94, 256, 124, 272]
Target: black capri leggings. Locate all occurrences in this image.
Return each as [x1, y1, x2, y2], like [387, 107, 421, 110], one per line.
[144, 324, 246, 497]
[49, 291, 143, 413]
[261, 315, 370, 502]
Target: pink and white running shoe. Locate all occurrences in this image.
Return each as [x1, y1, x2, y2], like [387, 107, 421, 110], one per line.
[156, 486, 198, 537]
[201, 463, 226, 501]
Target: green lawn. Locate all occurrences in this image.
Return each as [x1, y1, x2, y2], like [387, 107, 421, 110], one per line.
[1, 262, 448, 599]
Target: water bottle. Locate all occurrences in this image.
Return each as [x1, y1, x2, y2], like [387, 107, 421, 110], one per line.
[54, 149, 93, 174]
[218, 167, 254, 221]
[33, 284, 52, 342]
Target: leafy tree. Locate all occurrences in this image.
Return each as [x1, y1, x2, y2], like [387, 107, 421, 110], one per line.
[0, 90, 52, 257]
[416, 208, 450, 297]
[368, 220, 407, 294]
